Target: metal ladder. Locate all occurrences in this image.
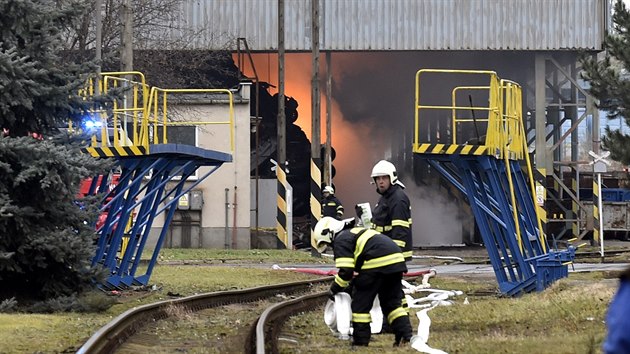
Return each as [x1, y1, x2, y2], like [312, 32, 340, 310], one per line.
[80, 72, 234, 289]
[413, 69, 576, 295]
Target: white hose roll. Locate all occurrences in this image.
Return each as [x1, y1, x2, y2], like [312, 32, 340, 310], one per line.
[334, 292, 352, 337]
[370, 296, 383, 333]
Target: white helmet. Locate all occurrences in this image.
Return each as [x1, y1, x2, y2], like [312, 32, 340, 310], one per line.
[370, 160, 405, 188]
[323, 186, 334, 194]
[313, 216, 348, 253]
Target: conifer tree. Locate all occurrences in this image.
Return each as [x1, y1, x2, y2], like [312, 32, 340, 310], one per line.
[0, 0, 110, 305]
[581, 0, 630, 164]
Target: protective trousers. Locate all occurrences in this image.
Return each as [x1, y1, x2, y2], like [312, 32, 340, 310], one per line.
[350, 272, 412, 346]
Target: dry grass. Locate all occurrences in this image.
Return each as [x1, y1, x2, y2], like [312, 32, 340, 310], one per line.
[0, 265, 319, 354]
[281, 275, 618, 354]
[0, 247, 623, 354]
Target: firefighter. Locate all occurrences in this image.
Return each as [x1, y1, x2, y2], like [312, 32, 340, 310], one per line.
[314, 216, 413, 347]
[603, 266, 630, 354]
[369, 160, 413, 261]
[321, 185, 344, 220]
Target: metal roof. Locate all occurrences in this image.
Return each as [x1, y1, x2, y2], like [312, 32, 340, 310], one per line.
[163, 0, 608, 51]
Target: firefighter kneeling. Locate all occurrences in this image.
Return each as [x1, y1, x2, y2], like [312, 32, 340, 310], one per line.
[314, 216, 413, 347]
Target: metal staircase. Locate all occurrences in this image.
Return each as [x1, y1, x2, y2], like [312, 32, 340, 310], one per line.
[413, 69, 576, 295]
[79, 72, 234, 289]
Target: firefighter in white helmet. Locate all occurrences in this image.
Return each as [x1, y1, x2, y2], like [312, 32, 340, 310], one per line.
[321, 185, 344, 220]
[314, 216, 413, 347]
[369, 160, 413, 262]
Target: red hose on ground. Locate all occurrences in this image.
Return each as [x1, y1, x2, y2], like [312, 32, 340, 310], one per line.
[271, 265, 432, 277]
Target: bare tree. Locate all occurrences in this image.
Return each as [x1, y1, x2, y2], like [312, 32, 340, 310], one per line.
[59, 0, 240, 88]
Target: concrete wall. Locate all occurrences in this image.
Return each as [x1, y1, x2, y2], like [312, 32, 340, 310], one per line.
[147, 83, 252, 249]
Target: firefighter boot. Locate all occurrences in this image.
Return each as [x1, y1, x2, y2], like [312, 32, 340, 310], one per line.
[391, 315, 413, 347]
[351, 323, 371, 347]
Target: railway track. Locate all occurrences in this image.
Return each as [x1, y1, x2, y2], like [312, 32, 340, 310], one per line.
[77, 277, 331, 354]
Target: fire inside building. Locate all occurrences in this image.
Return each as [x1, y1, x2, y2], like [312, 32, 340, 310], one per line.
[83, 0, 630, 257]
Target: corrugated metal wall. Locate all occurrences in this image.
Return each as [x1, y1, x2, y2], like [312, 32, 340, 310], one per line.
[165, 0, 607, 51]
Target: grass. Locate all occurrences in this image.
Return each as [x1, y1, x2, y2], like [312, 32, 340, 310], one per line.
[0, 260, 321, 354]
[157, 248, 334, 264]
[281, 275, 617, 354]
[0, 249, 623, 353]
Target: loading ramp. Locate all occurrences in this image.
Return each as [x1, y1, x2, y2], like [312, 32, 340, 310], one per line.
[80, 72, 234, 289]
[413, 69, 577, 296]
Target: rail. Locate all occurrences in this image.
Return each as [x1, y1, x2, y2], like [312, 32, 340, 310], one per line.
[251, 292, 328, 354]
[77, 277, 331, 354]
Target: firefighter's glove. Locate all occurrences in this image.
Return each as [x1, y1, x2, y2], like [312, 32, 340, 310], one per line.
[327, 289, 336, 301]
[355, 204, 363, 218]
[328, 282, 343, 301]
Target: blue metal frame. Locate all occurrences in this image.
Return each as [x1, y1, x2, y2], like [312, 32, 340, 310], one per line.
[422, 154, 575, 296]
[84, 144, 232, 289]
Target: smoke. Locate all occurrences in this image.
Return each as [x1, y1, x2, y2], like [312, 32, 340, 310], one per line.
[404, 182, 470, 247]
[332, 52, 496, 246]
[237, 51, 531, 244]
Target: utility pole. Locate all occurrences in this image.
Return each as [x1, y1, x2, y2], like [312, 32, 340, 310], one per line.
[95, 0, 102, 94]
[311, 0, 321, 161]
[277, 0, 288, 249]
[121, 0, 133, 139]
[309, 0, 322, 254]
[121, 0, 133, 72]
[324, 52, 332, 186]
[277, 0, 286, 166]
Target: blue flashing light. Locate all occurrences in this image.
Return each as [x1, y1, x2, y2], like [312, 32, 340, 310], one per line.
[84, 118, 103, 131]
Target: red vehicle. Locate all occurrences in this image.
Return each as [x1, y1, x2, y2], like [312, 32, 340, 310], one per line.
[78, 174, 136, 232]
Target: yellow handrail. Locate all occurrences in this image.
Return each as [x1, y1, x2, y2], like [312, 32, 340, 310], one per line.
[451, 86, 490, 144]
[414, 69, 546, 252]
[415, 69, 502, 155]
[81, 71, 234, 155]
[144, 87, 235, 152]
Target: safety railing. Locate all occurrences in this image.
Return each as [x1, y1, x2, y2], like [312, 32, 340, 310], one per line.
[415, 69, 528, 159]
[143, 87, 234, 152]
[415, 69, 545, 251]
[100, 72, 150, 147]
[501, 79, 546, 251]
[78, 71, 149, 148]
[80, 72, 234, 154]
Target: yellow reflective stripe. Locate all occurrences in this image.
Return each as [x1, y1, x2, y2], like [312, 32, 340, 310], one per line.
[408, 218, 413, 224]
[354, 229, 379, 260]
[387, 307, 408, 323]
[336, 206, 343, 210]
[326, 202, 336, 206]
[362, 253, 405, 270]
[335, 257, 354, 268]
[402, 250, 413, 258]
[334, 274, 350, 288]
[392, 219, 410, 228]
[352, 313, 372, 323]
[393, 239, 406, 247]
[402, 297, 410, 313]
[373, 225, 392, 232]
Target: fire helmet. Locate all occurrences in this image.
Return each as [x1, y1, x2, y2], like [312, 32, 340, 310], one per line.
[323, 186, 334, 194]
[313, 216, 348, 253]
[370, 160, 405, 188]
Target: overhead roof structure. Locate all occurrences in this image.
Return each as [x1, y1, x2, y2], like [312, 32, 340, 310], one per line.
[161, 0, 608, 51]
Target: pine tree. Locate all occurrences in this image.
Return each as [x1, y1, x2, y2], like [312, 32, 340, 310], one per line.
[0, 0, 95, 136]
[581, 0, 630, 164]
[0, 0, 111, 306]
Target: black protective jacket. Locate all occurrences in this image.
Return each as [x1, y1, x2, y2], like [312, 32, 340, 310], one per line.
[371, 184, 413, 261]
[331, 227, 407, 290]
[321, 195, 344, 220]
